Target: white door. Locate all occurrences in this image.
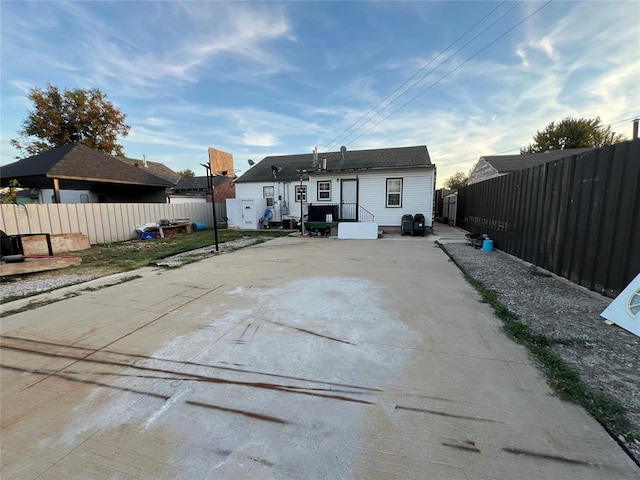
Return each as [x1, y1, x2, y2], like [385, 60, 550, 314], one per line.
[242, 200, 255, 228]
[341, 179, 357, 220]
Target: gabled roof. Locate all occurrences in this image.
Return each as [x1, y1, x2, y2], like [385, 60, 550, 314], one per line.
[118, 156, 181, 184]
[235, 145, 432, 183]
[481, 148, 593, 173]
[0, 143, 174, 187]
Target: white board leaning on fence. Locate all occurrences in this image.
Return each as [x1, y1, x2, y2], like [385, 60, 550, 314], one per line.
[601, 273, 640, 338]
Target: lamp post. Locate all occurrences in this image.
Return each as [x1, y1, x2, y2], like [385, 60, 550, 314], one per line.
[201, 163, 219, 252]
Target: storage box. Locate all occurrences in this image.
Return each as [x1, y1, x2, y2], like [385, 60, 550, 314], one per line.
[139, 232, 156, 240]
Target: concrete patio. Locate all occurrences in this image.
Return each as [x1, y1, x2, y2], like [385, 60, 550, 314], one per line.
[1, 228, 637, 479]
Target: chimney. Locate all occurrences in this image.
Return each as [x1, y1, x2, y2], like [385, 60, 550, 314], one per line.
[322, 158, 327, 171]
[312, 146, 318, 169]
[633, 119, 639, 140]
[143, 154, 148, 167]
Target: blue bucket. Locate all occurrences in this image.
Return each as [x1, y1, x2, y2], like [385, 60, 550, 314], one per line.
[482, 239, 494, 252]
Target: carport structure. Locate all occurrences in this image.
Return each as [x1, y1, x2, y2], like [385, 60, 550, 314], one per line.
[1, 234, 637, 479]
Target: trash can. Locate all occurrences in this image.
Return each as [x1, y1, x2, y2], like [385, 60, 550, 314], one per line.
[401, 214, 414, 236]
[412, 213, 426, 237]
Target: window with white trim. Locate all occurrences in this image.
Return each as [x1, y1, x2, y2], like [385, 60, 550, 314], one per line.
[317, 181, 331, 201]
[263, 186, 274, 207]
[386, 178, 402, 207]
[295, 185, 307, 202]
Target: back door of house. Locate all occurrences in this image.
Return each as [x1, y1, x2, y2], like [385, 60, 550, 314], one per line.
[242, 200, 255, 228]
[341, 179, 357, 220]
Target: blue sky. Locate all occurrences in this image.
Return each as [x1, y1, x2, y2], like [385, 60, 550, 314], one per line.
[1, 1, 638, 187]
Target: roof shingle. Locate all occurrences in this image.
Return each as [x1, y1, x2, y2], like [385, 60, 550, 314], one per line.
[235, 145, 432, 183]
[0, 143, 174, 187]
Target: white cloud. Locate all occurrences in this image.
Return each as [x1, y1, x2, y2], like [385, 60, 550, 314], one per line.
[241, 132, 278, 147]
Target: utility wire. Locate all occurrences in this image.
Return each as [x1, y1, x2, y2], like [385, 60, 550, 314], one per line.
[320, 1, 509, 152]
[344, 1, 553, 147]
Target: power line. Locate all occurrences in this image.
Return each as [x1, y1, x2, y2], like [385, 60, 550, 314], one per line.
[320, 1, 510, 152]
[345, 1, 553, 147]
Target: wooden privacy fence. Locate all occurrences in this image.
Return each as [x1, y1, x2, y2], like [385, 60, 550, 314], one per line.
[457, 139, 640, 297]
[0, 202, 227, 245]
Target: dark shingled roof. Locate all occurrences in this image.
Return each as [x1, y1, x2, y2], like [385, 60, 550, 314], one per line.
[118, 156, 181, 184]
[0, 143, 174, 187]
[481, 148, 593, 173]
[235, 145, 432, 183]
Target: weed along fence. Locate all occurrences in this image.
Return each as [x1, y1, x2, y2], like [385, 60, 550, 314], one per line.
[456, 139, 640, 298]
[0, 202, 226, 245]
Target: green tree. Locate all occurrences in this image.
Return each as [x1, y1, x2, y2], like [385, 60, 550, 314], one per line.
[11, 83, 130, 157]
[443, 171, 468, 190]
[177, 168, 196, 177]
[521, 117, 625, 154]
[1, 179, 21, 204]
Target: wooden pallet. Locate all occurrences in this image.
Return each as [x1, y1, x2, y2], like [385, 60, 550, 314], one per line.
[0, 256, 82, 276]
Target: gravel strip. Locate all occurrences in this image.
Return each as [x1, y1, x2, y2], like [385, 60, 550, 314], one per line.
[440, 242, 640, 461]
[0, 237, 269, 301]
[0, 274, 96, 302]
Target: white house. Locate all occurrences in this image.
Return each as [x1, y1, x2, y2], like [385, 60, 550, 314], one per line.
[467, 148, 593, 185]
[231, 145, 435, 232]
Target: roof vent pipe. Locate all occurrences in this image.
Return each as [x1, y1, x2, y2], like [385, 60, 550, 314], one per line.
[143, 154, 148, 167]
[633, 119, 639, 140]
[322, 158, 327, 171]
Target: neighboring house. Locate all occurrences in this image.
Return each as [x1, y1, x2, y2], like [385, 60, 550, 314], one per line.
[468, 148, 593, 185]
[233, 145, 435, 230]
[118, 155, 182, 184]
[167, 175, 236, 204]
[0, 143, 175, 203]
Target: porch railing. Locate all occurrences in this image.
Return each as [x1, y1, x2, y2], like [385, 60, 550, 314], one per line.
[307, 203, 375, 223]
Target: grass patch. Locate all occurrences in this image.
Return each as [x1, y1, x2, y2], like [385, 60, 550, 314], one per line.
[62, 229, 289, 277]
[464, 273, 636, 443]
[1, 229, 290, 304]
[81, 275, 142, 292]
[1, 292, 79, 317]
[527, 265, 552, 277]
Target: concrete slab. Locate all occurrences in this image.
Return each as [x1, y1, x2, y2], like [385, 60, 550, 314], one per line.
[1, 236, 637, 479]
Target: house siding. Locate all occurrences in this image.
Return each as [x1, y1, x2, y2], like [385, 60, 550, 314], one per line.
[356, 169, 434, 226]
[468, 158, 500, 185]
[235, 181, 302, 222]
[236, 168, 434, 227]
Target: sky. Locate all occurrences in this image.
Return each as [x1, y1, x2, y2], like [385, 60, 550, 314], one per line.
[1, 1, 638, 187]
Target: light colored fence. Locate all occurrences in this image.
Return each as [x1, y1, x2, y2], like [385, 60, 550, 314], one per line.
[0, 203, 226, 245]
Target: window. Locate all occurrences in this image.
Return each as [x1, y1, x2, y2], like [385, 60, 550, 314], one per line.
[263, 186, 274, 207]
[386, 178, 402, 207]
[295, 185, 307, 202]
[317, 181, 331, 201]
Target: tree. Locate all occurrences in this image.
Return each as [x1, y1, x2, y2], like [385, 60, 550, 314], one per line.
[1, 179, 21, 204]
[443, 171, 468, 190]
[521, 116, 625, 154]
[177, 168, 195, 177]
[11, 84, 130, 157]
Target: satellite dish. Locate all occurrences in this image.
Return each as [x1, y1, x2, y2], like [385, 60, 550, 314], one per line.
[340, 145, 347, 160]
[248, 159, 255, 166]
